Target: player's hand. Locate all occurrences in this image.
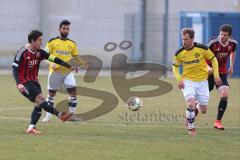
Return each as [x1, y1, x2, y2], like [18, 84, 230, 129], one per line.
[75, 63, 90, 73]
[52, 63, 57, 70]
[79, 63, 90, 70]
[17, 84, 26, 93]
[214, 77, 222, 86]
[71, 66, 78, 71]
[207, 65, 213, 75]
[178, 81, 184, 89]
[228, 66, 234, 78]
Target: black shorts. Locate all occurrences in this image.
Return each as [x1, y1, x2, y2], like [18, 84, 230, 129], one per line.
[208, 74, 229, 91]
[21, 81, 42, 102]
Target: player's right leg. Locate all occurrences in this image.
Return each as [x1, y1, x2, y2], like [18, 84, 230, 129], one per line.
[42, 72, 63, 122]
[182, 80, 197, 136]
[185, 97, 197, 136]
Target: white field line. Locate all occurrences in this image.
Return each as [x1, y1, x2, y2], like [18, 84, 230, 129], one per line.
[78, 121, 240, 129]
[0, 116, 239, 129]
[0, 116, 29, 121]
[0, 107, 31, 111]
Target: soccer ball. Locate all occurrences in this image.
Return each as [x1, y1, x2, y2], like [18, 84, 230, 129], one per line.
[127, 96, 143, 111]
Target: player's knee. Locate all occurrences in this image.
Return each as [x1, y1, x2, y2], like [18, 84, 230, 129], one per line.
[67, 87, 77, 96]
[219, 86, 229, 98]
[39, 101, 50, 112]
[35, 94, 46, 104]
[200, 105, 207, 114]
[34, 105, 43, 112]
[187, 98, 196, 109]
[188, 104, 195, 110]
[220, 91, 229, 98]
[49, 90, 57, 97]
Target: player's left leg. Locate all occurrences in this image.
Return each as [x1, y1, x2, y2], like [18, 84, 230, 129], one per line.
[27, 104, 43, 134]
[66, 87, 77, 113]
[66, 87, 79, 121]
[63, 73, 77, 112]
[27, 93, 60, 134]
[23, 82, 45, 134]
[214, 74, 229, 130]
[42, 72, 63, 122]
[195, 80, 210, 114]
[214, 86, 229, 130]
[195, 99, 208, 115]
[26, 86, 59, 134]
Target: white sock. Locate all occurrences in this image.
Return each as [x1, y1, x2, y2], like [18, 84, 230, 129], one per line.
[46, 96, 54, 105]
[68, 96, 77, 113]
[186, 108, 195, 129]
[45, 112, 52, 118]
[69, 107, 76, 113]
[57, 112, 62, 118]
[45, 95, 54, 118]
[28, 124, 35, 129]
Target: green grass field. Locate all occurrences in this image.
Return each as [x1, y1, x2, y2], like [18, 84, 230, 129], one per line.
[0, 75, 239, 160]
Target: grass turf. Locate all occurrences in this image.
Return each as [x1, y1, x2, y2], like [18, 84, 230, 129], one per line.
[0, 75, 239, 160]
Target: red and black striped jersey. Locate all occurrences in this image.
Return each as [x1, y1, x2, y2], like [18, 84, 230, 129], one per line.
[12, 45, 50, 84]
[207, 36, 237, 74]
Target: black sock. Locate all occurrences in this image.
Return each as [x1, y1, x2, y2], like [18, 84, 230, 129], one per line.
[217, 97, 228, 120]
[40, 101, 59, 117]
[30, 106, 42, 126]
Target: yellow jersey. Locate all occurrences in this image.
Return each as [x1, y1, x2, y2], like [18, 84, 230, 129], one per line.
[45, 37, 79, 74]
[172, 42, 219, 82]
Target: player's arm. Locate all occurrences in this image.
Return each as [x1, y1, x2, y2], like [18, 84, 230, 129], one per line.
[72, 55, 89, 69]
[48, 55, 73, 69]
[172, 55, 184, 89]
[228, 52, 235, 78]
[206, 49, 222, 86]
[228, 43, 237, 77]
[72, 43, 89, 69]
[42, 50, 74, 69]
[12, 51, 27, 93]
[45, 41, 52, 54]
[206, 63, 214, 75]
[12, 51, 23, 85]
[44, 41, 56, 67]
[206, 40, 215, 74]
[210, 56, 219, 78]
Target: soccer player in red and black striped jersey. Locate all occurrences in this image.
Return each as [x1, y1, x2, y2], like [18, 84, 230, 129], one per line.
[12, 30, 76, 134]
[207, 24, 237, 130]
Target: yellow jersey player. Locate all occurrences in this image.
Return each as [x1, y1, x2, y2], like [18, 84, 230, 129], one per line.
[172, 28, 222, 136]
[42, 20, 87, 122]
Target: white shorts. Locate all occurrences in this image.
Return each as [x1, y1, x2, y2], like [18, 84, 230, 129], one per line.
[182, 79, 209, 105]
[47, 72, 76, 91]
